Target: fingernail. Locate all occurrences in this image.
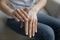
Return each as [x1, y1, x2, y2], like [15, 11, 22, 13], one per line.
[36, 30, 37, 33]
[17, 20, 20, 22]
[29, 35, 31, 38]
[33, 34, 35, 37]
[26, 33, 28, 35]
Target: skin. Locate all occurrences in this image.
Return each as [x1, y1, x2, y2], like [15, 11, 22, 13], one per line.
[0, 0, 47, 38]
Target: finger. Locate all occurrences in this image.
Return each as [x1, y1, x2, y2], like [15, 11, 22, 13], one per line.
[20, 22, 24, 28]
[14, 11, 24, 22]
[21, 22, 25, 27]
[23, 8, 28, 13]
[25, 21, 28, 35]
[29, 19, 32, 38]
[35, 19, 37, 33]
[12, 15, 19, 22]
[32, 19, 35, 37]
[16, 9, 28, 21]
[20, 9, 29, 18]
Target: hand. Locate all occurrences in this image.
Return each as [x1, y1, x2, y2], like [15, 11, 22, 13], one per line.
[10, 8, 29, 22]
[23, 14, 37, 38]
[23, 9, 38, 38]
[28, 13, 37, 38]
[22, 10, 37, 38]
[20, 8, 28, 27]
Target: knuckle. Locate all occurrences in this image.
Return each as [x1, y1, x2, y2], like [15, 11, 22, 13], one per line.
[12, 11, 15, 15]
[22, 20, 24, 22]
[16, 19, 19, 21]
[33, 25, 35, 28]
[16, 9, 19, 11]
[25, 18, 28, 21]
[29, 18, 32, 21]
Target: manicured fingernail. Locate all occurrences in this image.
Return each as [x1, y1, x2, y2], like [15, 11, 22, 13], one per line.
[36, 31, 37, 33]
[17, 20, 19, 21]
[26, 33, 28, 35]
[29, 35, 31, 38]
[36, 30, 37, 33]
[33, 34, 35, 37]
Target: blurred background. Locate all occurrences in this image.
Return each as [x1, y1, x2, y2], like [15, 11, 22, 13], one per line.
[0, 0, 60, 40]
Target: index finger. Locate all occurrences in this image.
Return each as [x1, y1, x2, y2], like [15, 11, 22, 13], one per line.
[35, 19, 37, 33]
[20, 9, 29, 19]
[25, 20, 28, 35]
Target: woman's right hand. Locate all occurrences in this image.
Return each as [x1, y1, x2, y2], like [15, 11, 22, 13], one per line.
[10, 8, 29, 22]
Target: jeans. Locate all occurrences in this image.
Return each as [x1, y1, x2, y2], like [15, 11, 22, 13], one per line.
[7, 13, 60, 40]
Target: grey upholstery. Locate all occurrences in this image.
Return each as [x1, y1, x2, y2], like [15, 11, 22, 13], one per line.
[45, 0, 60, 18]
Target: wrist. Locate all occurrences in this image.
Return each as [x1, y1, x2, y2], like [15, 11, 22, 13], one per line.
[29, 8, 38, 15]
[7, 9, 14, 16]
[28, 11, 37, 16]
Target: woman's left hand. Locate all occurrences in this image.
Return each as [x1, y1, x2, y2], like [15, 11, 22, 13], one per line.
[28, 13, 37, 38]
[21, 8, 38, 38]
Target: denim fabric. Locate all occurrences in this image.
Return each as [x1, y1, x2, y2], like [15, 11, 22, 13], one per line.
[7, 13, 60, 40]
[37, 13, 60, 40]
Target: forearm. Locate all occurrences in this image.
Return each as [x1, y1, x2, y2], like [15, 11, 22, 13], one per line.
[30, 0, 47, 14]
[0, 0, 13, 16]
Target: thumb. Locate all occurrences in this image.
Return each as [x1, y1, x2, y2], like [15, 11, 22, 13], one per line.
[23, 8, 28, 13]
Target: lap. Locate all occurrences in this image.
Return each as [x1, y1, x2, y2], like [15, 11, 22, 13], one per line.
[7, 18, 55, 40]
[37, 13, 60, 31]
[37, 13, 60, 40]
